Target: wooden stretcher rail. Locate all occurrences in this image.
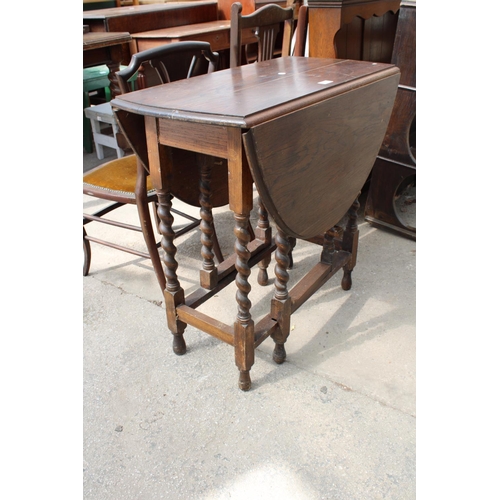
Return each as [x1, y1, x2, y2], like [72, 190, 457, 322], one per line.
[185, 238, 276, 309]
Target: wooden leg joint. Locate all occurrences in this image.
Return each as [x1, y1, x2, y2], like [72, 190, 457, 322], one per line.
[271, 296, 292, 364]
[164, 289, 187, 355]
[234, 320, 255, 390]
[200, 268, 218, 290]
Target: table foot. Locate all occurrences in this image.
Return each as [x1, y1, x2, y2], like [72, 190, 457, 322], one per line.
[238, 370, 252, 391]
[257, 253, 271, 286]
[172, 335, 187, 355]
[273, 343, 287, 364]
[341, 269, 352, 290]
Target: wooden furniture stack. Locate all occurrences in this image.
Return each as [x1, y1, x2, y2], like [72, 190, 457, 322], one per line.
[131, 0, 258, 66]
[365, 0, 416, 238]
[83, 2, 219, 152]
[83, 1, 220, 65]
[84, 41, 226, 282]
[83, 31, 133, 153]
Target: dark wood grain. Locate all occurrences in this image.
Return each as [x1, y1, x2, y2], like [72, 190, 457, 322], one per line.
[243, 72, 399, 238]
[112, 58, 398, 127]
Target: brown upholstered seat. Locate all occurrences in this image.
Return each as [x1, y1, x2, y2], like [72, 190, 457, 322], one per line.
[83, 155, 153, 198]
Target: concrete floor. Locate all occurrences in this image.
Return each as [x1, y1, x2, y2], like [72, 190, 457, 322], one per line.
[83, 146, 416, 499]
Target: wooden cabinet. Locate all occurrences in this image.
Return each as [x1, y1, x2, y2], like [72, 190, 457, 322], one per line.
[307, 0, 401, 61]
[365, 0, 416, 238]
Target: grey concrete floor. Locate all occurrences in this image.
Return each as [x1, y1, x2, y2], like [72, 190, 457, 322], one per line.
[83, 147, 416, 499]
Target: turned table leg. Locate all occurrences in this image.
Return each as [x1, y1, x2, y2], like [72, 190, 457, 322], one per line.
[233, 212, 254, 390]
[157, 190, 187, 355]
[255, 197, 272, 286]
[199, 155, 218, 290]
[271, 227, 292, 364]
[341, 196, 360, 291]
[105, 44, 124, 98]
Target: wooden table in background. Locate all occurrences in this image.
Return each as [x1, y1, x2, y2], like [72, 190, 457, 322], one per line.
[133, 20, 233, 53]
[112, 57, 400, 391]
[132, 20, 258, 65]
[83, 31, 132, 97]
[83, 1, 218, 33]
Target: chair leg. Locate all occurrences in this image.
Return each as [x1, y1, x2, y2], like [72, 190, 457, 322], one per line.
[153, 201, 161, 234]
[83, 227, 91, 276]
[212, 222, 224, 264]
[83, 93, 93, 154]
[135, 162, 166, 291]
[88, 116, 105, 160]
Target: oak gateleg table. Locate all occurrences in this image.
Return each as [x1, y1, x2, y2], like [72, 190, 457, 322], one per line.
[112, 56, 399, 390]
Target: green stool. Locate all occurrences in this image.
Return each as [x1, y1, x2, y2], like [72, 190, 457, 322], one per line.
[83, 65, 113, 153]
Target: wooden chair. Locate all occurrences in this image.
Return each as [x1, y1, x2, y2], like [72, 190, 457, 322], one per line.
[293, 4, 308, 57]
[218, 0, 256, 20]
[83, 41, 227, 289]
[229, 2, 295, 68]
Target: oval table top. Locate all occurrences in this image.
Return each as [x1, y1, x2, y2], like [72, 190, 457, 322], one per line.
[113, 57, 399, 238]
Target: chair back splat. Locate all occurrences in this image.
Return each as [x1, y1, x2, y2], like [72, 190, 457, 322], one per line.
[229, 2, 295, 68]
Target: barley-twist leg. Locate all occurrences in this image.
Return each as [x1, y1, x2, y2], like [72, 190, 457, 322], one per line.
[157, 190, 186, 355]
